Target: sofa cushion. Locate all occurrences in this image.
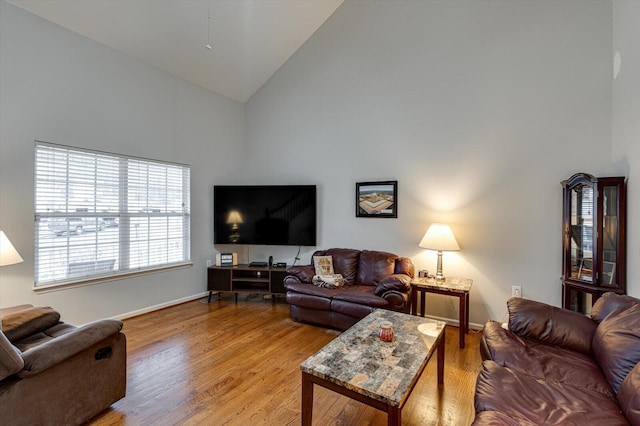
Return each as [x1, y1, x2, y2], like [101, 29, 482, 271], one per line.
[482, 321, 613, 397]
[394, 257, 415, 277]
[472, 410, 534, 426]
[475, 361, 629, 425]
[592, 303, 640, 393]
[591, 292, 640, 323]
[330, 299, 375, 319]
[332, 286, 388, 308]
[325, 248, 360, 285]
[617, 362, 640, 425]
[284, 281, 342, 299]
[1, 306, 61, 343]
[13, 322, 77, 352]
[356, 250, 396, 286]
[0, 331, 24, 381]
[507, 298, 596, 354]
[0, 304, 34, 316]
[286, 292, 332, 311]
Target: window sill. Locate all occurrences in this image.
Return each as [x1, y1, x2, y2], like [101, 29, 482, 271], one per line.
[33, 262, 193, 293]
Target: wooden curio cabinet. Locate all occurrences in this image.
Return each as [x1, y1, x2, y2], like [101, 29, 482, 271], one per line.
[561, 173, 626, 314]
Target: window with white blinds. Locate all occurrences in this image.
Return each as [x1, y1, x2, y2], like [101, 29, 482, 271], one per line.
[34, 141, 191, 287]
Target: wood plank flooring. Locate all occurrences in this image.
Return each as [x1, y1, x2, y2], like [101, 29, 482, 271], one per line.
[89, 294, 483, 425]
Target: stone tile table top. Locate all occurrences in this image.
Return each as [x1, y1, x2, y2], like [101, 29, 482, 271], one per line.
[411, 276, 473, 293]
[300, 309, 445, 407]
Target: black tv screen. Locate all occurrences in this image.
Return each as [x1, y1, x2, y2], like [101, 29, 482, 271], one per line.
[214, 185, 317, 246]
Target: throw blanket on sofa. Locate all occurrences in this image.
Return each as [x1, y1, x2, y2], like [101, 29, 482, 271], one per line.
[312, 274, 347, 288]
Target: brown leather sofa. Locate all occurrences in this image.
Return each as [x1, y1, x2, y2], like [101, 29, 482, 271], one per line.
[474, 293, 640, 425]
[0, 304, 126, 426]
[284, 248, 414, 330]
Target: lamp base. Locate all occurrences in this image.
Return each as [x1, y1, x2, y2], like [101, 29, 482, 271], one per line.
[435, 250, 445, 282]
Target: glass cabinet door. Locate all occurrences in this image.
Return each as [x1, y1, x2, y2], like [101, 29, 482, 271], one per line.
[569, 183, 594, 283]
[601, 184, 620, 286]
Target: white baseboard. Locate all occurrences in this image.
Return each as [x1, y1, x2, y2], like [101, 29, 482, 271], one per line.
[111, 292, 209, 320]
[108, 292, 484, 330]
[422, 313, 484, 330]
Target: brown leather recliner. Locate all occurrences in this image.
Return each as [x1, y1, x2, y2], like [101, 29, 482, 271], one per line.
[284, 248, 415, 330]
[0, 304, 126, 426]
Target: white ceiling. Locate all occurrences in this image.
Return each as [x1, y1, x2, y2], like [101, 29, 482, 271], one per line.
[7, 0, 344, 103]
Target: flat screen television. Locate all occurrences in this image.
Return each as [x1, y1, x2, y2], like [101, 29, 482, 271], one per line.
[214, 185, 317, 246]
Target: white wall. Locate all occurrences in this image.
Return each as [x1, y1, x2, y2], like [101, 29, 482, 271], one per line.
[245, 0, 616, 323]
[0, 1, 245, 323]
[1, 0, 633, 327]
[612, 0, 640, 298]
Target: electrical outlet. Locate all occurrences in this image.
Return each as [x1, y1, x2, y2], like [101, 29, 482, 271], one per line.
[512, 285, 522, 298]
[206, 259, 212, 267]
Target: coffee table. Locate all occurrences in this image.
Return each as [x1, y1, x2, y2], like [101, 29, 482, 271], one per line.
[300, 309, 446, 426]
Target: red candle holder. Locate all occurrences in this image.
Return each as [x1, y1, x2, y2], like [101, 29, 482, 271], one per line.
[378, 321, 394, 342]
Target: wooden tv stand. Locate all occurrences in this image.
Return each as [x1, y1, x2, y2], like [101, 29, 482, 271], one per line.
[206, 264, 288, 303]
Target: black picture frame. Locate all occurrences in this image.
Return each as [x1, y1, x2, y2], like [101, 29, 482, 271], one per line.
[356, 181, 398, 218]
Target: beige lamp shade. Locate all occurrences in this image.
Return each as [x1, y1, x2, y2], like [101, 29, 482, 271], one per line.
[419, 223, 460, 252]
[0, 231, 24, 266]
[226, 210, 244, 224]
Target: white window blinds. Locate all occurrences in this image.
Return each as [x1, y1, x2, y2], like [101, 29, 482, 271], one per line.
[34, 141, 191, 287]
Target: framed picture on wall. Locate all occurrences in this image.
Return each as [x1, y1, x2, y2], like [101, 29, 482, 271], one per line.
[356, 180, 397, 218]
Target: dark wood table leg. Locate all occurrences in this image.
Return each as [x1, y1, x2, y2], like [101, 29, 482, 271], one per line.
[411, 287, 417, 315]
[419, 290, 426, 317]
[437, 327, 445, 385]
[388, 405, 401, 426]
[458, 293, 466, 349]
[465, 291, 470, 333]
[302, 372, 314, 426]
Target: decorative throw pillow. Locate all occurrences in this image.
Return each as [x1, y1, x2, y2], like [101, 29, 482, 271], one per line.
[312, 274, 347, 289]
[313, 255, 334, 275]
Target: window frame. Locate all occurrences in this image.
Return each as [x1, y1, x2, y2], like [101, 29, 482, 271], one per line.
[34, 141, 191, 289]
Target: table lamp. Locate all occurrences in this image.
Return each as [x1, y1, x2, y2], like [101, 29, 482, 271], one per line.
[1, 230, 23, 267]
[1, 230, 23, 324]
[226, 210, 243, 243]
[419, 223, 460, 282]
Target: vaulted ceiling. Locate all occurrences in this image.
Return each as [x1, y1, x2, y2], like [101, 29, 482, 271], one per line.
[7, 0, 344, 103]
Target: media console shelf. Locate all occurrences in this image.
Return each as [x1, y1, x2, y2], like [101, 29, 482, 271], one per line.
[207, 264, 288, 303]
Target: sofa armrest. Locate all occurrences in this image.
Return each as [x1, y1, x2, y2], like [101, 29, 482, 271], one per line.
[0, 331, 24, 381]
[18, 319, 123, 378]
[507, 298, 596, 354]
[374, 274, 411, 296]
[285, 265, 315, 284]
[379, 290, 411, 313]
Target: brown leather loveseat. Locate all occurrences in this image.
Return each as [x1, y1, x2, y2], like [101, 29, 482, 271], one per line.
[474, 292, 640, 425]
[0, 304, 126, 426]
[284, 248, 414, 330]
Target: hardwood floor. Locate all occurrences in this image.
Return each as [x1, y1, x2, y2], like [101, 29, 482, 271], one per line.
[89, 294, 483, 425]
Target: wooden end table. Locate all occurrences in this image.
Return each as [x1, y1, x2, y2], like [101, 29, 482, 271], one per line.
[410, 276, 472, 349]
[300, 309, 445, 426]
